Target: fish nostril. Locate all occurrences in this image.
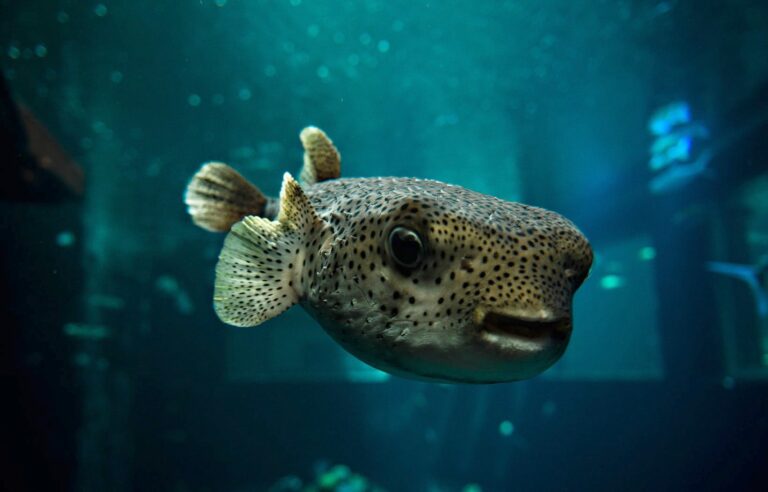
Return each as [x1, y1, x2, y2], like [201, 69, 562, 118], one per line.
[565, 266, 588, 290]
[460, 257, 475, 273]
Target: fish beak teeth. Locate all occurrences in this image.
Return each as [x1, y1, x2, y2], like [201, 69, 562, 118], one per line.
[474, 306, 571, 343]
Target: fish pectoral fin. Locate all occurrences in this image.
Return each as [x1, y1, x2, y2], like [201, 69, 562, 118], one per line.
[214, 173, 325, 327]
[214, 215, 299, 327]
[185, 162, 269, 232]
[298, 126, 341, 184]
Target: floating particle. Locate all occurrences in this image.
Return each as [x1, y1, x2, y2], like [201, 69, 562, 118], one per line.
[92, 120, 107, 133]
[34, 44, 48, 58]
[316, 65, 329, 79]
[87, 294, 125, 310]
[333, 32, 345, 43]
[600, 274, 626, 290]
[264, 64, 276, 77]
[64, 323, 110, 340]
[290, 52, 309, 66]
[36, 84, 49, 98]
[377, 40, 390, 53]
[145, 158, 162, 176]
[638, 246, 656, 261]
[344, 66, 359, 79]
[722, 376, 735, 390]
[289, 0, 301, 6]
[230, 145, 256, 159]
[541, 400, 557, 417]
[359, 32, 372, 45]
[653, 2, 673, 16]
[434, 113, 459, 127]
[56, 231, 76, 247]
[214, 0, 227, 6]
[347, 53, 360, 66]
[25, 352, 43, 367]
[73, 352, 91, 366]
[188, 94, 201, 107]
[110, 70, 123, 83]
[156, 275, 179, 293]
[365, 55, 379, 68]
[156, 275, 194, 315]
[7, 45, 20, 59]
[307, 24, 319, 37]
[57, 11, 70, 23]
[212, 93, 224, 105]
[463, 484, 483, 492]
[238, 87, 252, 100]
[392, 20, 405, 31]
[93, 3, 108, 17]
[424, 428, 437, 442]
[498, 420, 514, 436]
[272, 476, 302, 491]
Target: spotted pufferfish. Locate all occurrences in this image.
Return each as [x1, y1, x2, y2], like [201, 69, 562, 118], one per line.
[185, 127, 593, 384]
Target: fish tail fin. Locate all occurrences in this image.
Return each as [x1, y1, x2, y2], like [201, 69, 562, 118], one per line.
[707, 261, 768, 318]
[299, 126, 341, 185]
[214, 173, 328, 327]
[185, 162, 275, 232]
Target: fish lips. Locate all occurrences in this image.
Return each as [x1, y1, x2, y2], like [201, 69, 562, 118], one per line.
[473, 306, 572, 376]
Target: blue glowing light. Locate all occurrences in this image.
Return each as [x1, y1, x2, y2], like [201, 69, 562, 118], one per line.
[600, 274, 626, 290]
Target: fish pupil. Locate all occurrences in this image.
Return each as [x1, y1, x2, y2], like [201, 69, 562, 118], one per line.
[388, 226, 424, 269]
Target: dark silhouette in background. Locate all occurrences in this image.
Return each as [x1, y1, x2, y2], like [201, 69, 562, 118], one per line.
[1, 72, 84, 491]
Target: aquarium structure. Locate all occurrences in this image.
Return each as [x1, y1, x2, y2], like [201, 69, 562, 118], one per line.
[2, 1, 768, 491]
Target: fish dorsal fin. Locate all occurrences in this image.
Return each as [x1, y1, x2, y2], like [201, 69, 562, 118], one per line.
[213, 173, 324, 327]
[277, 171, 323, 229]
[299, 126, 341, 185]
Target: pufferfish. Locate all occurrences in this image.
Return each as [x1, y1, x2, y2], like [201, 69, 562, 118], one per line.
[185, 127, 593, 383]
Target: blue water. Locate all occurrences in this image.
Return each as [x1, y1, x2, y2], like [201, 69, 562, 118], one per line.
[2, 1, 768, 491]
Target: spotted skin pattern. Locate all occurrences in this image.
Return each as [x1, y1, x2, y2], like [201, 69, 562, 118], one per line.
[296, 177, 592, 383]
[191, 128, 593, 384]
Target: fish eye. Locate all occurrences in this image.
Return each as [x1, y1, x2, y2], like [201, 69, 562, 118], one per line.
[388, 226, 424, 269]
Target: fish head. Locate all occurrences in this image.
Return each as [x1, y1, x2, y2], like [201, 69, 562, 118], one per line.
[309, 180, 593, 383]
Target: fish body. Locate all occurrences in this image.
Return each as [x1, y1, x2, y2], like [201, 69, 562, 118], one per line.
[185, 127, 593, 383]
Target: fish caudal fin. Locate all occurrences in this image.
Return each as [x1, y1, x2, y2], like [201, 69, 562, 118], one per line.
[185, 162, 268, 232]
[214, 173, 327, 327]
[707, 261, 768, 318]
[299, 126, 341, 185]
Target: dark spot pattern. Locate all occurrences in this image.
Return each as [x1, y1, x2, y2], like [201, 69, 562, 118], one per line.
[203, 126, 594, 383]
[301, 177, 593, 342]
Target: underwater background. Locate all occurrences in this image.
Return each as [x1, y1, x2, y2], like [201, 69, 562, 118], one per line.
[2, 0, 768, 490]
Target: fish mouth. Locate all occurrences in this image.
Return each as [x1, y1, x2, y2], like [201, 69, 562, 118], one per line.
[475, 308, 571, 352]
[482, 311, 571, 340]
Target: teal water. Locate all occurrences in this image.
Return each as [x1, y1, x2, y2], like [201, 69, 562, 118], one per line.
[2, 1, 768, 491]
